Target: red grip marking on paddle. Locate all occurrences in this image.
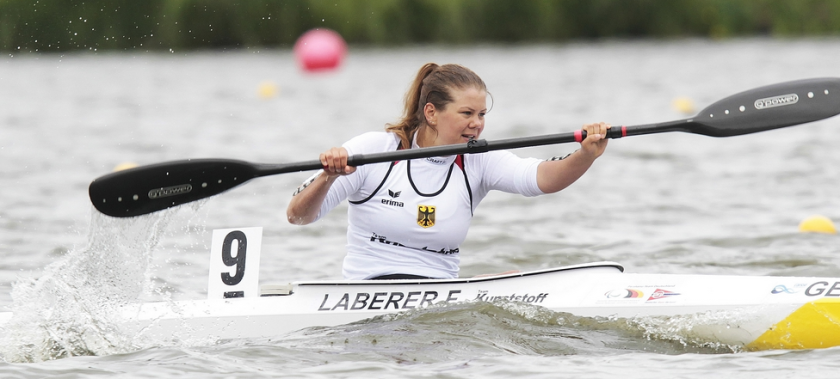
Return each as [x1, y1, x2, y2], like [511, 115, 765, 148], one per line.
[621, 126, 627, 137]
[574, 130, 584, 142]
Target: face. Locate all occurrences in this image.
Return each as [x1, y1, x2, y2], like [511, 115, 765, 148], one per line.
[424, 86, 487, 146]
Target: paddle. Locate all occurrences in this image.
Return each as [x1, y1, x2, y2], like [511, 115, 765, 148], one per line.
[90, 77, 840, 218]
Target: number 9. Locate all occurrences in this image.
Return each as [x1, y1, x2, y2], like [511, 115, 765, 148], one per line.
[221, 230, 247, 285]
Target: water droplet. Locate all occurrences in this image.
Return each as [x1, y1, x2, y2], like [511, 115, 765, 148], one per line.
[808, 92, 814, 98]
[132, 195, 139, 200]
[709, 114, 714, 118]
[725, 110, 729, 114]
[202, 182, 208, 188]
[826, 90, 830, 95]
[739, 106, 745, 112]
[117, 197, 123, 202]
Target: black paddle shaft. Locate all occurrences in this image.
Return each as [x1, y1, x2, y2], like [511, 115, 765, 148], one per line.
[89, 77, 840, 217]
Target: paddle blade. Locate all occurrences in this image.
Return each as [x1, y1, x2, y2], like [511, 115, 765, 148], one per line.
[689, 77, 840, 137]
[89, 159, 260, 218]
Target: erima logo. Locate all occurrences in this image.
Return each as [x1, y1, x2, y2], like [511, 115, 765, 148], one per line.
[754, 93, 798, 109]
[381, 199, 404, 207]
[148, 184, 192, 199]
[383, 190, 403, 206]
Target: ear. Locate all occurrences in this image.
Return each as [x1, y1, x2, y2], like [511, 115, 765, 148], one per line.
[423, 102, 437, 126]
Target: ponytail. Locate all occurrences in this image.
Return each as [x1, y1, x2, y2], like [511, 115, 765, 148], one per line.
[386, 63, 486, 150]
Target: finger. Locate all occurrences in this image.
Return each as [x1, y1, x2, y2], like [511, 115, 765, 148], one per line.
[320, 153, 330, 171]
[584, 124, 602, 141]
[339, 148, 348, 168]
[587, 122, 611, 141]
[594, 122, 606, 137]
[331, 151, 343, 173]
[601, 122, 610, 135]
[322, 149, 340, 174]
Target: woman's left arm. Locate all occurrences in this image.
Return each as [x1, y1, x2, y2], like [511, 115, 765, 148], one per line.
[536, 122, 610, 194]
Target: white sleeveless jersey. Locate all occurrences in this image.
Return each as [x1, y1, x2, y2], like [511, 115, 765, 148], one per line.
[305, 132, 543, 279]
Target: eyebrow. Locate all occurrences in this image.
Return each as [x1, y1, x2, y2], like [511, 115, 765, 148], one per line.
[458, 106, 488, 113]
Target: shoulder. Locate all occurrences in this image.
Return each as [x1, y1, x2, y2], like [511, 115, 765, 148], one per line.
[466, 150, 529, 167]
[343, 131, 400, 155]
[465, 150, 542, 189]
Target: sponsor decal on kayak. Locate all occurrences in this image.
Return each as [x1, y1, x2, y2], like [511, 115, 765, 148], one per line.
[595, 285, 678, 304]
[417, 205, 436, 228]
[316, 290, 548, 311]
[803, 281, 840, 297]
[604, 289, 644, 299]
[318, 290, 461, 311]
[754, 93, 798, 110]
[647, 288, 680, 302]
[148, 184, 192, 199]
[771, 284, 808, 294]
[474, 290, 548, 303]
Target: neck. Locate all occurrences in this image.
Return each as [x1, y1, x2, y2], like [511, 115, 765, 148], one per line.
[415, 125, 436, 148]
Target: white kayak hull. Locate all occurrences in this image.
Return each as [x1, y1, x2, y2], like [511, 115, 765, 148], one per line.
[75, 262, 840, 350]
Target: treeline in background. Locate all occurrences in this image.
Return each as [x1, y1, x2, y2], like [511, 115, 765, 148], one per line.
[2, 0, 840, 53]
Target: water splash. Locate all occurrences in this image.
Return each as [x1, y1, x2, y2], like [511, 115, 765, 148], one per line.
[623, 308, 760, 353]
[275, 300, 738, 364]
[0, 209, 176, 362]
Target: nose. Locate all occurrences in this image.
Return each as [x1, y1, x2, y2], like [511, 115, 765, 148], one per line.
[468, 115, 483, 129]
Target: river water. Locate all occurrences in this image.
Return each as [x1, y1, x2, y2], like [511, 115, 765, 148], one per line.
[1, 38, 840, 377]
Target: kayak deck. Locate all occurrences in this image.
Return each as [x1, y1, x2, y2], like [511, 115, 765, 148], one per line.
[106, 261, 840, 350]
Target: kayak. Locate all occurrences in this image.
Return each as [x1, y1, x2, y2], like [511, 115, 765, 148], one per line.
[2, 226, 840, 351]
[5, 261, 827, 351]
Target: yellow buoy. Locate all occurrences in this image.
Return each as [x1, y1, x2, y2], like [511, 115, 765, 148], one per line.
[113, 162, 139, 172]
[672, 97, 695, 115]
[798, 215, 837, 234]
[258, 81, 278, 99]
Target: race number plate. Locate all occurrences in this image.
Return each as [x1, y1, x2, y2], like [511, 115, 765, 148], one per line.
[207, 227, 262, 299]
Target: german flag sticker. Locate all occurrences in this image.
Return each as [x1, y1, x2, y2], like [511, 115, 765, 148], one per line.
[417, 205, 436, 228]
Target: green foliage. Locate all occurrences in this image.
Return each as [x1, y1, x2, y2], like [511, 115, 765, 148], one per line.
[2, 0, 839, 53]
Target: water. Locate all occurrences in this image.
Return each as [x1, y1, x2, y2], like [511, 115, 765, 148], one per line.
[2, 38, 840, 377]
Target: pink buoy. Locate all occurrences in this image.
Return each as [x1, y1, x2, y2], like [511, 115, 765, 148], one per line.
[293, 29, 347, 72]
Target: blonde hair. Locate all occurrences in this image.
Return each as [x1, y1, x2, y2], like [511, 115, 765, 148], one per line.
[386, 63, 487, 149]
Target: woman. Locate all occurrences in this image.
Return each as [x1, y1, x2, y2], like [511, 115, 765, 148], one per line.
[287, 63, 609, 280]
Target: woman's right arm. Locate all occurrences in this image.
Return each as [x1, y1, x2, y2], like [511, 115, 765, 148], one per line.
[286, 147, 356, 225]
